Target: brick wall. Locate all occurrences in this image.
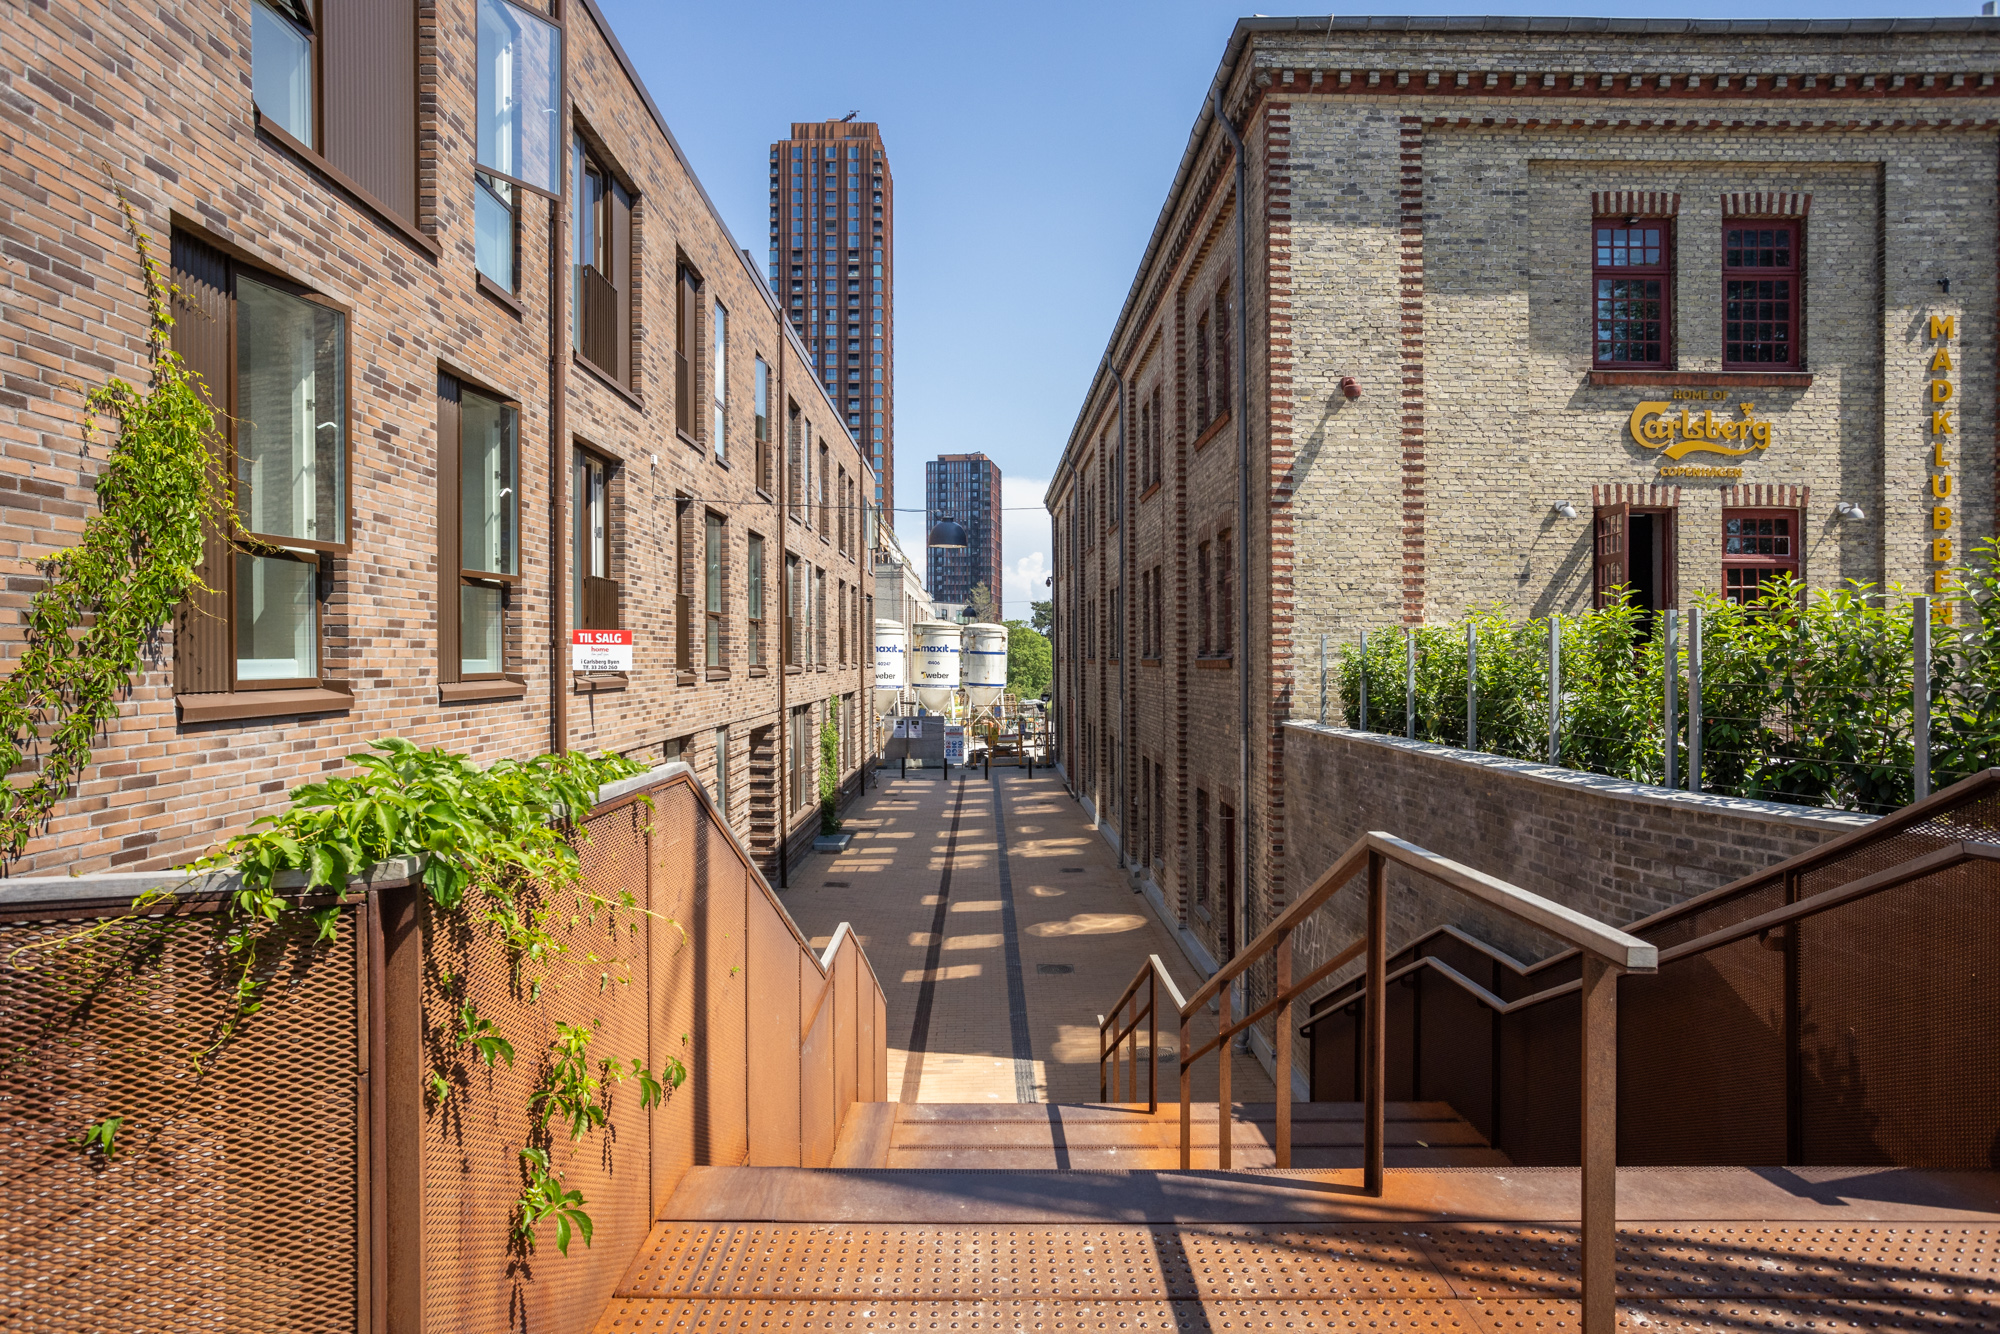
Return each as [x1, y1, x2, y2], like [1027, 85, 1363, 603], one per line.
[0, 0, 874, 877]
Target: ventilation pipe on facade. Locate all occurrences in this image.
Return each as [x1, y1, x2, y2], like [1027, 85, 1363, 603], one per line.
[1213, 86, 1251, 1023]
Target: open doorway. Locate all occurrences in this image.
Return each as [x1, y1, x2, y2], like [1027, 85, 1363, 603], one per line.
[1594, 502, 1677, 613]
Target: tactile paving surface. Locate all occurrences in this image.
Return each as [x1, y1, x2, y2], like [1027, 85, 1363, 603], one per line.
[603, 1222, 2000, 1333]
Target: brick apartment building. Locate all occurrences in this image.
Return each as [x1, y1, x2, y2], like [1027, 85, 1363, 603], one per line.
[767, 120, 896, 512]
[1049, 16, 2000, 978]
[925, 452, 1002, 608]
[0, 0, 876, 879]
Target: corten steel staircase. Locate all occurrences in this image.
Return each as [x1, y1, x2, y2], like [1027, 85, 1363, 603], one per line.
[594, 777, 2000, 1334]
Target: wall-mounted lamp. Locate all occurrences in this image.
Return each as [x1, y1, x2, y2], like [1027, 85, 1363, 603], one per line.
[1835, 501, 1866, 521]
[1938, 276, 1951, 295]
[1339, 376, 1362, 401]
[1552, 500, 1579, 520]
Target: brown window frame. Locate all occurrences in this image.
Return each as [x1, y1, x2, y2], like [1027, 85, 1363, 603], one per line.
[747, 531, 767, 668]
[1195, 311, 1212, 432]
[675, 261, 702, 440]
[754, 356, 772, 493]
[1212, 286, 1231, 418]
[704, 508, 726, 669]
[169, 231, 352, 698]
[1215, 529, 1233, 656]
[574, 446, 620, 636]
[1722, 221, 1803, 370]
[573, 132, 635, 387]
[437, 372, 524, 687]
[1592, 215, 1673, 370]
[1721, 507, 1800, 603]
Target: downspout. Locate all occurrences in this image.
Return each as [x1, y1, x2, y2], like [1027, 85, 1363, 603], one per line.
[550, 62, 572, 755]
[1101, 359, 1128, 868]
[1213, 85, 1251, 1016]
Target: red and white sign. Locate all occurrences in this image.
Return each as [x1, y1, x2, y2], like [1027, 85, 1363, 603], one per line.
[571, 629, 634, 673]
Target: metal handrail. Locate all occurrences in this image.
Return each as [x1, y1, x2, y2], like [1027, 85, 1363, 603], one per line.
[1092, 829, 1654, 1334]
[1097, 953, 1186, 1111]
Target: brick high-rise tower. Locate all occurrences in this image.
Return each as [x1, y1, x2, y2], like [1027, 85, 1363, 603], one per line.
[768, 120, 895, 512]
[926, 453, 1003, 611]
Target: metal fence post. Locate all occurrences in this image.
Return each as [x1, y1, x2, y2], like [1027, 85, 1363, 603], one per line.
[1465, 621, 1478, 752]
[1358, 631, 1368, 733]
[1319, 633, 1327, 725]
[1548, 614, 1561, 764]
[1579, 955, 1620, 1334]
[1687, 606, 1703, 794]
[1405, 626, 1417, 741]
[1915, 596, 1932, 801]
[1663, 608, 1679, 790]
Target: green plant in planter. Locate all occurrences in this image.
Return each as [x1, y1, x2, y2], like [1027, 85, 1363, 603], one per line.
[0, 188, 228, 861]
[818, 713, 841, 834]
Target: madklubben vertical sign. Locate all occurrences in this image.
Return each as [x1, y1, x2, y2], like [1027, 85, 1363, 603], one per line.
[1629, 398, 1777, 478]
[1927, 314, 1956, 615]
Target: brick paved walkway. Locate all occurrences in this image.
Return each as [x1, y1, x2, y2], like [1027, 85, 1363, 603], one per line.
[783, 768, 1275, 1105]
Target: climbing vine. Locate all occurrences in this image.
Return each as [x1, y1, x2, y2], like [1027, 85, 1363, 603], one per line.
[0, 186, 227, 860]
[818, 713, 841, 834]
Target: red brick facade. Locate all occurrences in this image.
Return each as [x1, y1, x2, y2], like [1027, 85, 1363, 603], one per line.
[0, 0, 873, 876]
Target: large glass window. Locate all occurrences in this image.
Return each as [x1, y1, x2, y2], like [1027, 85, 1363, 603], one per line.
[1722, 509, 1797, 603]
[574, 450, 617, 632]
[705, 511, 724, 668]
[1593, 219, 1671, 368]
[1723, 225, 1799, 368]
[236, 276, 346, 548]
[251, 0, 314, 147]
[474, 173, 517, 291]
[712, 302, 728, 462]
[459, 390, 517, 679]
[476, 0, 563, 195]
[234, 551, 317, 682]
[754, 356, 770, 490]
[748, 534, 766, 667]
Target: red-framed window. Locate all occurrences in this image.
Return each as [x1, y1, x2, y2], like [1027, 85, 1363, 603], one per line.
[1593, 217, 1671, 368]
[1721, 508, 1798, 603]
[1722, 223, 1800, 369]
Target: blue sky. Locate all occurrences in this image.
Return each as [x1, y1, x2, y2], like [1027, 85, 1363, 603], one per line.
[598, 0, 1974, 620]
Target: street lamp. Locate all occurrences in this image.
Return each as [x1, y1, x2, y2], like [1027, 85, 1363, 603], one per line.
[927, 514, 969, 548]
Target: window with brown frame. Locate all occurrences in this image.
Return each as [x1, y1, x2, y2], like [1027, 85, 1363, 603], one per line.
[1723, 224, 1801, 369]
[170, 232, 350, 700]
[573, 134, 634, 382]
[1195, 788, 1211, 905]
[1150, 564, 1164, 661]
[787, 403, 804, 518]
[784, 554, 801, 667]
[1212, 286, 1231, 418]
[1195, 311, 1213, 432]
[675, 263, 700, 437]
[837, 579, 849, 663]
[838, 467, 850, 551]
[1109, 585, 1121, 662]
[250, 0, 419, 228]
[1216, 529, 1233, 656]
[754, 356, 772, 491]
[574, 449, 619, 636]
[747, 532, 767, 667]
[1138, 393, 1153, 492]
[1722, 508, 1799, 603]
[1218, 802, 1237, 955]
[472, 0, 561, 286]
[704, 510, 725, 669]
[437, 374, 521, 686]
[1593, 217, 1672, 368]
[818, 441, 831, 534]
[1139, 569, 1152, 659]
[1196, 540, 1213, 656]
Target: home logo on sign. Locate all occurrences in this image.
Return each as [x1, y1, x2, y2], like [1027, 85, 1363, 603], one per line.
[1629, 400, 1775, 478]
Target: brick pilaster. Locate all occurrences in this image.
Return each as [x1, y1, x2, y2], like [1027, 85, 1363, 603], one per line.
[1399, 117, 1427, 624]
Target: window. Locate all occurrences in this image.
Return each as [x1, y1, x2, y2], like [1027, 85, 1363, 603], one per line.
[1593, 218, 1671, 368]
[1195, 789, 1211, 905]
[790, 704, 811, 811]
[837, 468, 849, 551]
[1140, 568, 1152, 659]
[715, 725, 731, 820]
[252, 0, 420, 226]
[705, 511, 724, 667]
[474, 172, 517, 291]
[437, 375, 520, 683]
[1109, 586, 1121, 662]
[1212, 287, 1231, 418]
[818, 441, 830, 533]
[814, 566, 827, 665]
[838, 580, 849, 663]
[712, 302, 728, 460]
[676, 264, 700, 437]
[1138, 393, 1153, 491]
[476, 0, 562, 194]
[169, 234, 349, 697]
[785, 554, 801, 666]
[1218, 803, 1237, 955]
[789, 409, 806, 520]
[574, 136, 633, 381]
[1151, 758, 1163, 868]
[574, 449, 618, 633]
[1150, 564, 1164, 660]
[748, 533, 767, 667]
[1197, 540, 1212, 655]
[1216, 530, 1233, 656]
[1723, 224, 1799, 368]
[754, 357, 771, 490]
[1722, 509, 1797, 603]
[1195, 311, 1212, 431]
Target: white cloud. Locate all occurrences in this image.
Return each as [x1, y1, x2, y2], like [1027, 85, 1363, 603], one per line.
[998, 476, 1050, 619]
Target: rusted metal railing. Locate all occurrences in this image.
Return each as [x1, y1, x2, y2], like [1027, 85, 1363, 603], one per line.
[1096, 829, 1656, 1334]
[1096, 953, 1185, 1111]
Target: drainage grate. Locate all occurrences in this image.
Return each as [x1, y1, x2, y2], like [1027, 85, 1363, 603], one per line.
[822, 881, 851, 888]
[1060, 867, 1085, 874]
[1036, 963, 1074, 975]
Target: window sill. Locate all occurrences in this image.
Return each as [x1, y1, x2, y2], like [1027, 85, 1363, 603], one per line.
[678, 429, 703, 452]
[1588, 369, 1814, 388]
[177, 682, 354, 724]
[706, 667, 731, 681]
[573, 673, 628, 694]
[676, 670, 697, 686]
[1140, 482, 1162, 503]
[1193, 412, 1232, 454]
[1141, 656, 1162, 667]
[749, 666, 769, 678]
[1196, 656, 1234, 670]
[441, 676, 527, 704]
[477, 274, 525, 318]
[254, 111, 439, 259]
[786, 665, 804, 675]
[573, 352, 642, 408]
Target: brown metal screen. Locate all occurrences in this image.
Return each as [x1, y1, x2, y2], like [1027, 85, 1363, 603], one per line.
[0, 902, 365, 1333]
[0, 768, 887, 1334]
[1303, 772, 2000, 1169]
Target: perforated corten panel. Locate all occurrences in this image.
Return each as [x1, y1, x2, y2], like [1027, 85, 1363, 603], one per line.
[0, 903, 362, 1333]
